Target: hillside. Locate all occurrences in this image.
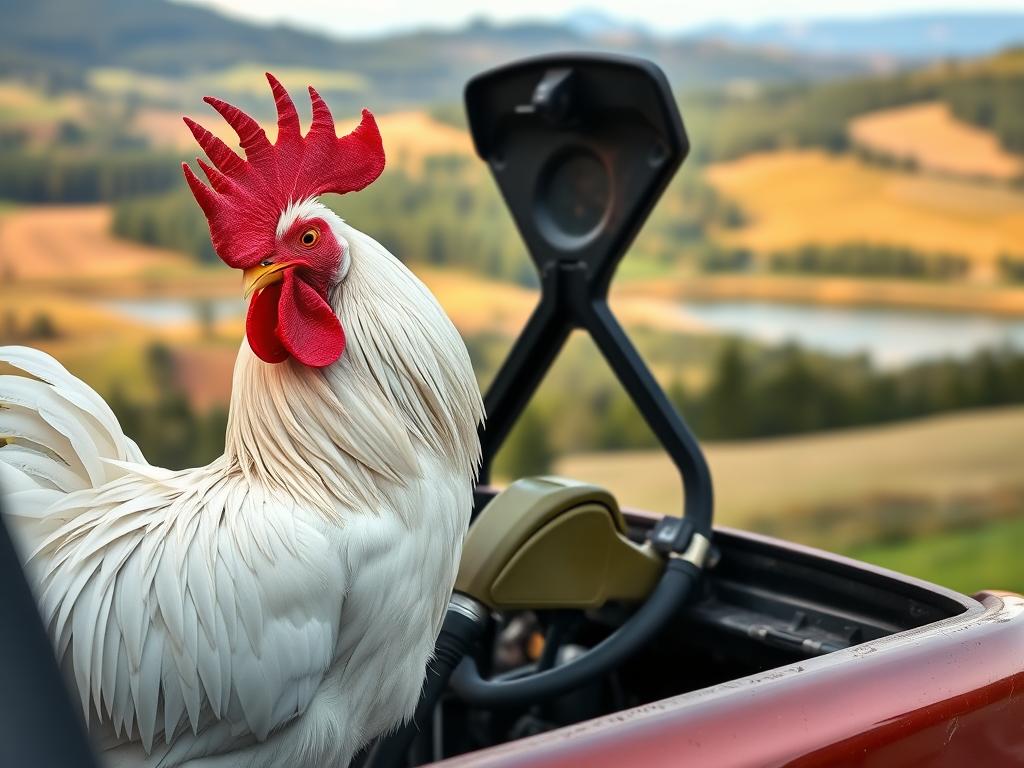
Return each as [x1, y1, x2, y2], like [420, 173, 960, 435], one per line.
[557, 406, 1024, 594]
[848, 101, 1024, 180]
[0, 0, 875, 109]
[705, 149, 1024, 274]
[557, 406, 1024, 535]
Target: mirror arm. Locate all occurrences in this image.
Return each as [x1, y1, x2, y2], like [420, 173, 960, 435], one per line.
[477, 285, 569, 487]
[584, 298, 713, 535]
[475, 260, 713, 534]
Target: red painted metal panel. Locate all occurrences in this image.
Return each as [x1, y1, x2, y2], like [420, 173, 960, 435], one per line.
[441, 592, 1024, 767]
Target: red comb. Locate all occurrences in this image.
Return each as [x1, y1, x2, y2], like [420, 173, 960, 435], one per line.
[182, 73, 385, 269]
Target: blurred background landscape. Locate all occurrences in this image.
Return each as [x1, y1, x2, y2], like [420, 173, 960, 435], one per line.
[2, 0, 1024, 593]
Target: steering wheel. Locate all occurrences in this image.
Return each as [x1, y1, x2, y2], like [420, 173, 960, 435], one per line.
[368, 477, 710, 766]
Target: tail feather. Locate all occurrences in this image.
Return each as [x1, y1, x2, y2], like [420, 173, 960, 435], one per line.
[0, 442, 88, 492]
[0, 346, 144, 464]
[0, 346, 147, 523]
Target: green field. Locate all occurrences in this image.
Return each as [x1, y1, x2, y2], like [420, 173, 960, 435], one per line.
[852, 516, 1024, 595]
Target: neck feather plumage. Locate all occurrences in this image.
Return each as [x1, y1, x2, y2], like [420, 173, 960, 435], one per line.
[223, 214, 483, 520]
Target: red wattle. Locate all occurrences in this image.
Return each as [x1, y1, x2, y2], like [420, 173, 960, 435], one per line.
[245, 272, 345, 367]
[277, 271, 346, 368]
[246, 282, 289, 363]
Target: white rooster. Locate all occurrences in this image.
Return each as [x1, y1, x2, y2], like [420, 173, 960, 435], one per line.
[0, 73, 483, 767]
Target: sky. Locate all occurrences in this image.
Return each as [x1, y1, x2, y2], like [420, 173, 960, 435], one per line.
[176, 0, 1024, 38]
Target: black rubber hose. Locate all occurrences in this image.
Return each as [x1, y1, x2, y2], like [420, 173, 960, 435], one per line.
[449, 558, 700, 708]
[367, 601, 488, 768]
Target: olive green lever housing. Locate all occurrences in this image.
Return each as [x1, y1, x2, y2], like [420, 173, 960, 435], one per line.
[456, 477, 664, 611]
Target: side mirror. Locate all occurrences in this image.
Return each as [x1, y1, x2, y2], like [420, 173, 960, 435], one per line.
[465, 54, 688, 296]
[466, 54, 713, 536]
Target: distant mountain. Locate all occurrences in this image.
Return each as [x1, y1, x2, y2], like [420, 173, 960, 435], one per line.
[561, 9, 651, 39]
[1, 0, 875, 109]
[696, 13, 1024, 60]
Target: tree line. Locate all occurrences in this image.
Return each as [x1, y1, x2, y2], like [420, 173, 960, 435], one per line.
[767, 243, 970, 281]
[105, 343, 228, 470]
[0, 151, 181, 203]
[495, 339, 1024, 479]
[945, 71, 1024, 156]
[998, 254, 1024, 283]
[700, 242, 973, 281]
[103, 334, 1024, 481]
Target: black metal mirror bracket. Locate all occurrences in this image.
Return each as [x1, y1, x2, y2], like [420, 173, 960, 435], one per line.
[465, 54, 713, 535]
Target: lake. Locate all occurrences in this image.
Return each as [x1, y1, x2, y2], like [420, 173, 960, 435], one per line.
[101, 298, 245, 326]
[680, 301, 1024, 368]
[102, 296, 1024, 370]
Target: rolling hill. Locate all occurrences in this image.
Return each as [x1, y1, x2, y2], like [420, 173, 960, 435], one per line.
[556, 406, 1024, 594]
[848, 101, 1024, 180]
[1, 0, 875, 109]
[705, 148, 1024, 271]
[557, 406, 1024, 535]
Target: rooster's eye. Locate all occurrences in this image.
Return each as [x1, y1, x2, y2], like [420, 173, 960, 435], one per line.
[299, 228, 320, 248]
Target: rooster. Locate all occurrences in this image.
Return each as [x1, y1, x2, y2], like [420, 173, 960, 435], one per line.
[0, 73, 483, 767]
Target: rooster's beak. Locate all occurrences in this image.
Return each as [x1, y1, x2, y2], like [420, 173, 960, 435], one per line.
[243, 262, 291, 299]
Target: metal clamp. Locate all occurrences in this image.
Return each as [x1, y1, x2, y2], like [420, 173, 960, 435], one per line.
[670, 532, 712, 569]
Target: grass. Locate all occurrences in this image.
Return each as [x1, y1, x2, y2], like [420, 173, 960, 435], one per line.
[851, 516, 1024, 595]
[848, 101, 1023, 181]
[705, 149, 1024, 268]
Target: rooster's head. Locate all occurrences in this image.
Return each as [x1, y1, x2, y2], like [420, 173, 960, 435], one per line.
[182, 73, 385, 368]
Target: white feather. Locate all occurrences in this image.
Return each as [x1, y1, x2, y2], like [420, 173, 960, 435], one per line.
[0, 346, 144, 463]
[0, 443, 85, 492]
[0, 211, 483, 768]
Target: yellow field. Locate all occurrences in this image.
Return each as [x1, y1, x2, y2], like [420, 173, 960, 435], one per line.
[0, 81, 81, 120]
[849, 101, 1023, 181]
[373, 112, 474, 173]
[705, 149, 1024, 275]
[0, 205, 186, 281]
[556, 406, 1024, 527]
